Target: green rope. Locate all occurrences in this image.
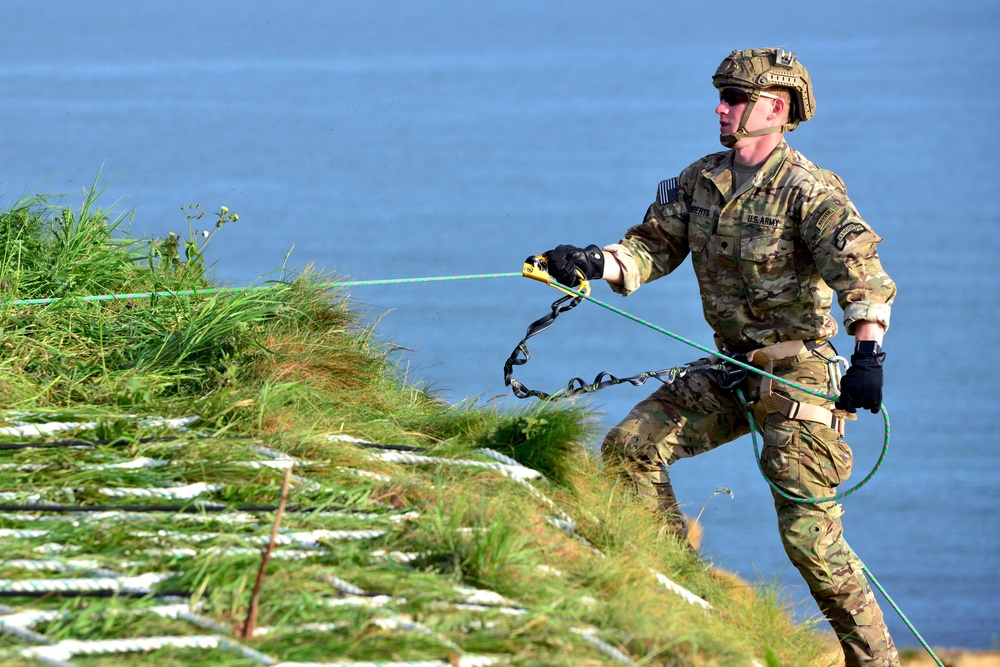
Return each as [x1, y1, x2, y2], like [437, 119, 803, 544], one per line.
[734, 388, 890, 505]
[0, 272, 522, 308]
[854, 548, 946, 667]
[319, 272, 522, 288]
[8, 270, 880, 504]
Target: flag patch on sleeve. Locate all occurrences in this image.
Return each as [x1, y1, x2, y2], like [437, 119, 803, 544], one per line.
[656, 178, 678, 205]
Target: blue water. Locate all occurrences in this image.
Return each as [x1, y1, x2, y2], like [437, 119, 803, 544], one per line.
[1, 1, 997, 649]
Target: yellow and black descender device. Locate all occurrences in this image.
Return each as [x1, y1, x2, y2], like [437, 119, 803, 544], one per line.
[520, 254, 591, 298]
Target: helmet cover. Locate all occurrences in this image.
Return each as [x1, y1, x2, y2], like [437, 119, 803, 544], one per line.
[713, 48, 815, 124]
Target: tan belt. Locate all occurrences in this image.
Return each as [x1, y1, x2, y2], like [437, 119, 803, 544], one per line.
[745, 340, 848, 437]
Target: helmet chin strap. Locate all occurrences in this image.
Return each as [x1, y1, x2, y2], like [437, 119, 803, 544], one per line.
[719, 89, 799, 148]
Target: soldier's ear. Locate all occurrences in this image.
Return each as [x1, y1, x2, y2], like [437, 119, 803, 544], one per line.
[767, 96, 787, 123]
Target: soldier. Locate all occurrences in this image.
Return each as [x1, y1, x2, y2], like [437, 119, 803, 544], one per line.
[540, 48, 899, 666]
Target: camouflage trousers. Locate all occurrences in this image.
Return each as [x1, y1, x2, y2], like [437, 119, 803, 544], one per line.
[601, 344, 899, 667]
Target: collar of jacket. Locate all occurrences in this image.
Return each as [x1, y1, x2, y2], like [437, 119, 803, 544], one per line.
[703, 138, 790, 202]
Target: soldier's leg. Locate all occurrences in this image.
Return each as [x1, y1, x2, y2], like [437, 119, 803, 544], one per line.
[601, 360, 748, 534]
[762, 415, 899, 667]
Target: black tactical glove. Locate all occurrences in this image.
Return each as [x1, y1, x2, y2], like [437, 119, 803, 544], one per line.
[835, 341, 885, 414]
[544, 244, 605, 287]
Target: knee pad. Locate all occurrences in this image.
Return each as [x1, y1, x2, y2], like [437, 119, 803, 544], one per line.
[776, 506, 844, 590]
[602, 416, 661, 468]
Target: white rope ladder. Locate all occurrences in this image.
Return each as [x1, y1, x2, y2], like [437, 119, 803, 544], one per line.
[0, 415, 761, 666]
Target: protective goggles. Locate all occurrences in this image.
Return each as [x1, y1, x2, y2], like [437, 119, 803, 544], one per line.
[719, 87, 779, 106]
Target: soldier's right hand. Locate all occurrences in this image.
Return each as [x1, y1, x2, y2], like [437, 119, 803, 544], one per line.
[543, 244, 605, 287]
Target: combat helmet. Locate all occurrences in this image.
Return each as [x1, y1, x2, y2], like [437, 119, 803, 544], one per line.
[712, 48, 815, 148]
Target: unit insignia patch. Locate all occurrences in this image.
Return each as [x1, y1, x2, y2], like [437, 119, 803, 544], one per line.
[834, 222, 867, 250]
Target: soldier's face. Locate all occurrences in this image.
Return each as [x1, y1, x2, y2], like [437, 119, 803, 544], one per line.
[716, 88, 778, 146]
[716, 88, 751, 136]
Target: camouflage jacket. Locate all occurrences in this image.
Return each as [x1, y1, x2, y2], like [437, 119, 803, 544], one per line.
[604, 139, 895, 352]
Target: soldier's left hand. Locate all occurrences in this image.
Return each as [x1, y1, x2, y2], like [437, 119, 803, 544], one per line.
[835, 345, 885, 414]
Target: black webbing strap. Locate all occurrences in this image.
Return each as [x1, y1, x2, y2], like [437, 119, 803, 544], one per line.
[549, 364, 724, 400]
[504, 293, 583, 399]
[504, 293, 727, 401]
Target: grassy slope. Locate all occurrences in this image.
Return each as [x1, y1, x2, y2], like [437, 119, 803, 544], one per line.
[0, 192, 832, 666]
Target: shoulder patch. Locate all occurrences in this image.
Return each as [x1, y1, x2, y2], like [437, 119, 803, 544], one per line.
[833, 222, 868, 251]
[656, 178, 678, 205]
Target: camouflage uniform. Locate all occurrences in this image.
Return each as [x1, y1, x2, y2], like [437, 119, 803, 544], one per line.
[601, 139, 899, 666]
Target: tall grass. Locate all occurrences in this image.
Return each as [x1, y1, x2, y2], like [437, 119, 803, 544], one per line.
[0, 190, 834, 666]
